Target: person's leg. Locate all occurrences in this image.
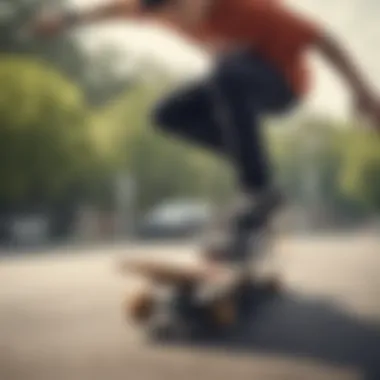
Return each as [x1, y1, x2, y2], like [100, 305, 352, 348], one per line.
[153, 82, 226, 154]
[152, 79, 265, 262]
[210, 50, 297, 261]
[153, 53, 295, 195]
[210, 84, 270, 195]
[212, 50, 296, 196]
[154, 76, 275, 197]
[152, 54, 296, 262]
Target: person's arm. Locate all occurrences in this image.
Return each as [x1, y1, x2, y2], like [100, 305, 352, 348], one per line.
[266, 3, 373, 101]
[314, 32, 372, 103]
[72, 0, 138, 23]
[267, 1, 380, 130]
[261, 2, 379, 129]
[32, 0, 141, 36]
[313, 31, 380, 129]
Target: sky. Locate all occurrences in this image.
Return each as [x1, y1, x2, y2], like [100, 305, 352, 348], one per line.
[67, 0, 380, 117]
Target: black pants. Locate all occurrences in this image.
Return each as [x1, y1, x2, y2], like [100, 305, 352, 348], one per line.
[152, 51, 297, 193]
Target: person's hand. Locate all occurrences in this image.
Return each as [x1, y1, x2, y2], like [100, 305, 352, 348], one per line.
[30, 10, 67, 38]
[354, 89, 380, 134]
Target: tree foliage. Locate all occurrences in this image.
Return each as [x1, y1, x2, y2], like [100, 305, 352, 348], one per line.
[0, 56, 95, 202]
[339, 128, 380, 211]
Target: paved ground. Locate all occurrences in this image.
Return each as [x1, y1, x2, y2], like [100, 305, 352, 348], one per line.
[1, 234, 380, 380]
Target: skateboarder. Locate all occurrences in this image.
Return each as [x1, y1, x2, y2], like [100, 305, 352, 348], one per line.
[32, 0, 380, 260]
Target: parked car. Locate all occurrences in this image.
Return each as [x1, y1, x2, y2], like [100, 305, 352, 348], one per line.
[9, 214, 50, 247]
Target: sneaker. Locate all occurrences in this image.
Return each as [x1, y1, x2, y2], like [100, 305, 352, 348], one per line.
[204, 188, 283, 264]
[234, 187, 284, 230]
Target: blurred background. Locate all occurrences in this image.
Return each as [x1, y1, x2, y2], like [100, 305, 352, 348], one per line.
[0, 0, 379, 248]
[0, 1, 379, 380]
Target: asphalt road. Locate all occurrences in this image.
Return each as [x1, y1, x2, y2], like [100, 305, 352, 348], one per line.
[1, 234, 380, 380]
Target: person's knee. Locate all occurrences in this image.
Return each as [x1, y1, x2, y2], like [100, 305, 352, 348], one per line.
[151, 100, 172, 130]
[152, 94, 190, 134]
[215, 57, 244, 94]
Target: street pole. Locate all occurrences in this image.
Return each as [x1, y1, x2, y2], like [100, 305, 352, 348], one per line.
[115, 173, 136, 241]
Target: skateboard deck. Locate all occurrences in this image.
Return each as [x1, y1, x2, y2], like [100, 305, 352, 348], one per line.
[119, 215, 281, 339]
[120, 256, 281, 337]
[119, 256, 240, 287]
[120, 256, 246, 329]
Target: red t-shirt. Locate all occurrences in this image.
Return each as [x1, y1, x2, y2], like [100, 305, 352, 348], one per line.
[156, 0, 321, 96]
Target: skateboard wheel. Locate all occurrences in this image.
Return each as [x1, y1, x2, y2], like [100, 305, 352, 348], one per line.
[210, 298, 237, 327]
[261, 276, 282, 294]
[126, 287, 155, 324]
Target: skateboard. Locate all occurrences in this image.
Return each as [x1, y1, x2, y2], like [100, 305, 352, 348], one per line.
[119, 248, 281, 341]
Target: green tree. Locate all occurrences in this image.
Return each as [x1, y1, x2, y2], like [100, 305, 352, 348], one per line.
[339, 128, 380, 212]
[269, 117, 380, 218]
[0, 56, 95, 203]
